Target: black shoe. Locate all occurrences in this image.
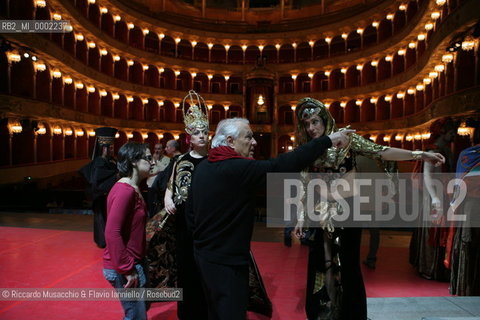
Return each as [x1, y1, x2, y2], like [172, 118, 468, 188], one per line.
[284, 236, 292, 247]
[363, 259, 376, 269]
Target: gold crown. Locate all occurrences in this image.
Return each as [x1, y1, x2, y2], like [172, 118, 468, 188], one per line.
[182, 90, 209, 135]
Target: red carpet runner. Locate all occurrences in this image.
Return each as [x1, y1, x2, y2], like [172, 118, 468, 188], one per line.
[0, 227, 448, 320]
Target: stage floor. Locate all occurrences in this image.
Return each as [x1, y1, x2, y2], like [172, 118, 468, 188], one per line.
[1, 212, 478, 320]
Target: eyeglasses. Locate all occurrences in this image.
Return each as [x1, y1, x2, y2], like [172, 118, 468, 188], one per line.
[141, 155, 153, 162]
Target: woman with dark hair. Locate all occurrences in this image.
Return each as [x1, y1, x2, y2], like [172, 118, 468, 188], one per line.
[293, 98, 445, 320]
[103, 142, 153, 320]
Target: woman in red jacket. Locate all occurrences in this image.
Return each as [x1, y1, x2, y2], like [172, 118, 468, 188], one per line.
[103, 142, 154, 320]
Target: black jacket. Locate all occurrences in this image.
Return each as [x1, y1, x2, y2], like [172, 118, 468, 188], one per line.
[187, 136, 333, 265]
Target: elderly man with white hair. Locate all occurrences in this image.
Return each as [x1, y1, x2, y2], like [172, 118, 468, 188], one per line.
[186, 117, 353, 320]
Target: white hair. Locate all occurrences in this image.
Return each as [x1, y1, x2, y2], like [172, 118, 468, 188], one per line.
[211, 118, 250, 148]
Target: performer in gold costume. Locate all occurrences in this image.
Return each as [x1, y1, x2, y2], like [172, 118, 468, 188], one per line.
[293, 98, 445, 320]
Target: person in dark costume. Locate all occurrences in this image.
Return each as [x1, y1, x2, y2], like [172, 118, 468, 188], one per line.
[292, 98, 445, 320]
[146, 91, 273, 319]
[449, 123, 480, 296]
[188, 117, 355, 320]
[79, 127, 118, 248]
[409, 117, 458, 281]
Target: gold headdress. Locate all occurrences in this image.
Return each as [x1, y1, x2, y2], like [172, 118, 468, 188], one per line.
[182, 90, 209, 135]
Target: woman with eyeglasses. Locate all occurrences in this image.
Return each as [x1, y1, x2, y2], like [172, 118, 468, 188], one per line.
[102, 142, 154, 320]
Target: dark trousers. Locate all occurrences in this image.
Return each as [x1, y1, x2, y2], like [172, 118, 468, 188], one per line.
[305, 228, 367, 320]
[339, 228, 367, 320]
[92, 197, 106, 248]
[176, 213, 208, 320]
[305, 228, 325, 320]
[195, 254, 249, 320]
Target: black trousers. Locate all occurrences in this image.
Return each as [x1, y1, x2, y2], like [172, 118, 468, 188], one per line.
[195, 254, 249, 320]
[305, 228, 367, 320]
[175, 212, 208, 320]
[92, 196, 107, 248]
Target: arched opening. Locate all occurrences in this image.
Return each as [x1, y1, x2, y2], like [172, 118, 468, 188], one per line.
[129, 27, 144, 49]
[279, 44, 294, 63]
[210, 105, 226, 124]
[76, 86, 88, 113]
[64, 31, 75, 56]
[245, 46, 260, 64]
[376, 96, 390, 120]
[114, 58, 128, 81]
[129, 97, 144, 121]
[362, 62, 376, 85]
[378, 18, 393, 42]
[11, 121, 35, 165]
[228, 45, 243, 64]
[76, 38, 88, 65]
[145, 32, 159, 54]
[393, 11, 406, 35]
[345, 66, 360, 88]
[114, 131, 127, 154]
[392, 53, 405, 75]
[87, 3, 100, 27]
[101, 92, 113, 117]
[193, 42, 208, 62]
[391, 95, 404, 118]
[52, 127, 64, 161]
[363, 25, 377, 47]
[145, 65, 160, 87]
[344, 100, 360, 123]
[378, 58, 391, 81]
[114, 20, 128, 43]
[360, 100, 375, 122]
[263, 45, 276, 64]
[329, 102, 343, 124]
[100, 52, 113, 76]
[297, 42, 311, 62]
[35, 66, 51, 102]
[227, 105, 243, 118]
[64, 127, 75, 159]
[193, 73, 209, 93]
[114, 95, 128, 119]
[346, 32, 361, 53]
[177, 71, 192, 91]
[211, 44, 226, 63]
[101, 12, 114, 37]
[146, 99, 159, 121]
[129, 61, 144, 85]
[51, 77, 63, 106]
[88, 90, 101, 115]
[161, 68, 175, 90]
[177, 40, 192, 59]
[211, 74, 225, 94]
[36, 123, 52, 163]
[330, 36, 345, 56]
[88, 46, 100, 71]
[313, 39, 329, 59]
[329, 69, 344, 90]
[11, 59, 34, 98]
[162, 100, 175, 122]
[64, 82, 75, 109]
[313, 72, 328, 92]
[161, 35, 176, 57]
